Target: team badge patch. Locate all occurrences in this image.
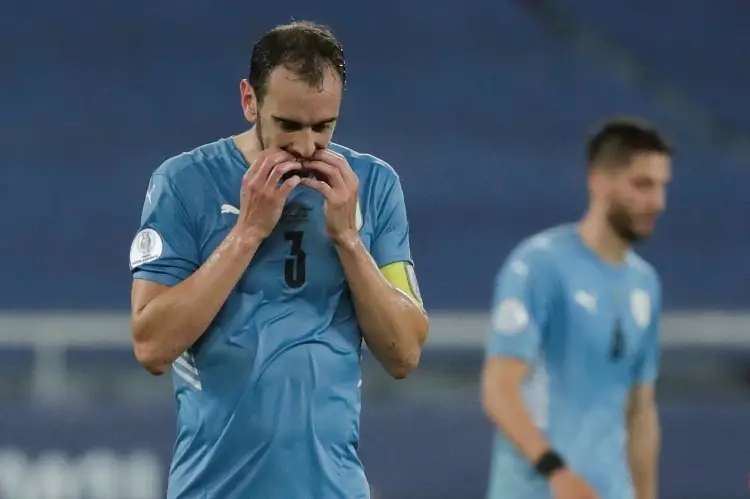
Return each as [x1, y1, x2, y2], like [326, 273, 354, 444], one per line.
[129, 228, 163, 269]
[492, 298, 529, 335]
[629, 289, 651, 328]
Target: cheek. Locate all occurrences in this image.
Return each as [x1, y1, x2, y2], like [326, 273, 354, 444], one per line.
[627, 194, 648, 213]
[629, 194, 661, 217]
[609, 191, 636, 215]
[265, 129, 295, 146]
[317, 130, 334, 145]
[614, 183, 640, 204]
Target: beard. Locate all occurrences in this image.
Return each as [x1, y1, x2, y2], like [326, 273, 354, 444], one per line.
[606, 201, 648, 243]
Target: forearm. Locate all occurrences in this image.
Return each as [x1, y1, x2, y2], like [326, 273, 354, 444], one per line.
[334, 234, 428, 378]
[628, 405, 660, 499]
[482, 377, 552, 463]
[133, 229, 261, 370]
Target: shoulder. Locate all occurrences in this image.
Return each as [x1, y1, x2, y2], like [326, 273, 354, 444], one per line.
[152, 137, 232, 188]
[506, 224, 579, 271]
[329, 142, 399, 186]
[496, 225, 582, 291]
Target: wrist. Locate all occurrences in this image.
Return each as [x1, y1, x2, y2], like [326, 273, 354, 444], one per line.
[227, 227, 264, 253]
[331, 230, 360, 250]
[534, 449, 566, 479]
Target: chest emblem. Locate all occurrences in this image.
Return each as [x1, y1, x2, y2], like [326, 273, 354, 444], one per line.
[629, 289, 651, 328]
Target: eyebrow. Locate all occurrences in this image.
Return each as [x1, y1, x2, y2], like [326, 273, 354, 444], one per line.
[271, 115, 338, 127]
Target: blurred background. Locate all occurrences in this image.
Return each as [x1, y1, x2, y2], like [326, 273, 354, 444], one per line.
[2, 0, 749, 498]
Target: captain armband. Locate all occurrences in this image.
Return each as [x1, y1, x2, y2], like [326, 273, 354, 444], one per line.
[380, 261, 423, 306]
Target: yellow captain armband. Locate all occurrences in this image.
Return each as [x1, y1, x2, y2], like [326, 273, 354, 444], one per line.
[380, 261, 423, 307]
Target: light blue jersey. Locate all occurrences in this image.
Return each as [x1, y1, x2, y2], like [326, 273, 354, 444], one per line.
[485, 224, 661, 499]
[128, 137, 413, 498]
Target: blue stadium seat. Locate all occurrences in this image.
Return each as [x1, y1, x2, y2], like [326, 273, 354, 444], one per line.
[555, 0, 750, 132]
[2, 0, 746, 309]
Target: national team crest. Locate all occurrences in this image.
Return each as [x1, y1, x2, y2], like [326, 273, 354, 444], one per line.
[629, 289, 651, 328]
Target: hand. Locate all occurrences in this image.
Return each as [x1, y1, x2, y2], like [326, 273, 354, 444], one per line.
[549, 469, 599, 499]
[236, 148, 302, 240]
[299, 149, 360, 244]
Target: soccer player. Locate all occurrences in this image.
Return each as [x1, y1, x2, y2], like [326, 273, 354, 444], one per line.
[127, 21, 428, 499]
[481, 118, 671, 499]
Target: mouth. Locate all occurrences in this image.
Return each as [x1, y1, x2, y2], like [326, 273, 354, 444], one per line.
[280, 168, 318, 182]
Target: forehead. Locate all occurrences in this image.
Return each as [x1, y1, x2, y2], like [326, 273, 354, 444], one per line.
[618, 152, 672, 181]
[262, 66, 342, 119]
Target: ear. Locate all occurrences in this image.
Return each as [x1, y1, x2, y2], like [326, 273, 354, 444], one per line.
[240, 79, 258, 123]
[588, 168, 611, 199]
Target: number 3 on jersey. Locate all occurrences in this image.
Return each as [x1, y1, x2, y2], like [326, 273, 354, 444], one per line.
[284, 231, 306, 288]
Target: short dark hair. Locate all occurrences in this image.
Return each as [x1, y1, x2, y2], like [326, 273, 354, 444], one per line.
[248, 21, 346, 103]
[587, 116, 673, 171]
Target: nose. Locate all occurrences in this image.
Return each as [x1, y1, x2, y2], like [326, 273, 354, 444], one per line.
[652, 187, 666, 212]
[287, 130, 317, 159]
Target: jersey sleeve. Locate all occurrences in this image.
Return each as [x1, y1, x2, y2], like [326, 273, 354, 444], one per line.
[370, 173, 413, 268]
[485, 247, 558, 361]
[129, 173, 200, 287]
[632, 277, 662, 385]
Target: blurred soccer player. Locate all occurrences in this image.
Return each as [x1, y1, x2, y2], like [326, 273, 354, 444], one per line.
[481, 118, 671, 499]
[127, 21, 428, 499]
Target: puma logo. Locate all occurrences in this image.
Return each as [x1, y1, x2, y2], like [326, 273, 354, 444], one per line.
[221, 204, 240, 215]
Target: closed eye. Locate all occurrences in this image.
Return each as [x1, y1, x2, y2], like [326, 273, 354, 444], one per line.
[277, 119, 303, 132]
[272, 115, 337, 133]
[312, 123, 334, 133]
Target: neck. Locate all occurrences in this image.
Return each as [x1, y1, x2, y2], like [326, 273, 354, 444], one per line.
[578, 210, 629, 264]
[232, 128, 262, 166]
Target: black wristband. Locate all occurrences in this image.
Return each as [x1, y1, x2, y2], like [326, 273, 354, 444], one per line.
[534, 450, 566, 477]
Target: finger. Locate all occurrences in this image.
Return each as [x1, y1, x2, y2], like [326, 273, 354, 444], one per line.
[278, 175, 302, 197]
[242, 167, 253, 186]
[304, 160, 346, 189]
[315, 149, 359, 188]
[266, 161, 302, 189]
[299, 177, 333, 197]
[317, 148, 348, 165]
[252, 150, 294, 182]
